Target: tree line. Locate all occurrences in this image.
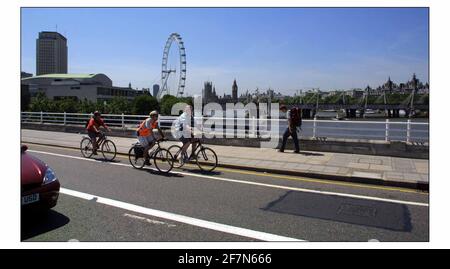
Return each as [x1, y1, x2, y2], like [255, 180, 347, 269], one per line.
[21, 87, 428, 116]
[21, 90, 193, 116]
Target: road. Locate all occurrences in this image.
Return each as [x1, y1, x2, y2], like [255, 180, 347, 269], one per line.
[21, 144, 429, 242]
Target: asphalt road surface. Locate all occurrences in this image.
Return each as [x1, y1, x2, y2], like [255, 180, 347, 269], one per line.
[21, 144, 429, 242]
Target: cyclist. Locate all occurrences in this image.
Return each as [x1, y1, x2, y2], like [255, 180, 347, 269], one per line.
[175, 105, 199, 164]
[137, 110, 165, 165]
[86, 111, 111, 155]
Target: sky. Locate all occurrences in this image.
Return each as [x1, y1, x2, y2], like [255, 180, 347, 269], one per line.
[21, 8, 429, 96]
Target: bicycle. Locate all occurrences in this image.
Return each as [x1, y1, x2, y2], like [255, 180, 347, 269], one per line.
[80, 131, 117, 161]
[168, 138, 218, 172]
[128, 138, 174, 173]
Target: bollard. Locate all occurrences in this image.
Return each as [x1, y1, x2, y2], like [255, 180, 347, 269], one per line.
[63, 112, 66, 125]
[251, 116, 256, 138]
[121, 113, 125, 130]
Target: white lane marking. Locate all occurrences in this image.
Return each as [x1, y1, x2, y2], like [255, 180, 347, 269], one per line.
[123, 213, 177, 228]
[68, 239, 80, 242]
[60, 188, 302, 242]
[29, 150, 429, 207]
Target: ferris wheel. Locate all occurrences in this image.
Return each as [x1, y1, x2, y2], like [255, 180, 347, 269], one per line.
[158, 33, 186, 100]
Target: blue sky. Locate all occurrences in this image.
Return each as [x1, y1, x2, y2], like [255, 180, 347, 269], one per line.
[21, 8, 429, 96]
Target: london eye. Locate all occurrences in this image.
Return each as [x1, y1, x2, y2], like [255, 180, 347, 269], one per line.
[158, 33, 186, 99]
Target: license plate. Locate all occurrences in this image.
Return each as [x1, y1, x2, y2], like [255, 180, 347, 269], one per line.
[22, 193, 40, 205]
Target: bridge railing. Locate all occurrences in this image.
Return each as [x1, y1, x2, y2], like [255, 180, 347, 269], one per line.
[20, 111, 429, 143]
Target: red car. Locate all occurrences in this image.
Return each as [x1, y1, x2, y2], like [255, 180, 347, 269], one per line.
[21, 145, 60, 210]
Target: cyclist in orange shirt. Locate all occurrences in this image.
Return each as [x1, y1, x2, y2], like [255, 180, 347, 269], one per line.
[137, 110, 165, 165]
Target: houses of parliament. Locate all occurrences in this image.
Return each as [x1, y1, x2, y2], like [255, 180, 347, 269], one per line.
[202, 79, 276, 105]
[202, 79, 241, 104]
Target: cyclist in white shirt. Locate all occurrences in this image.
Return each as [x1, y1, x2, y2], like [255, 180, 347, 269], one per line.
[175, 105, 199, 163]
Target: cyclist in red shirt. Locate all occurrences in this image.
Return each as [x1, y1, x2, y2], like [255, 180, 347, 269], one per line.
[86, 111, 111, 155]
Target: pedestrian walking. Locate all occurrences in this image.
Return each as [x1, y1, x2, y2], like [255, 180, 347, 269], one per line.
[278, 105, 301, 153]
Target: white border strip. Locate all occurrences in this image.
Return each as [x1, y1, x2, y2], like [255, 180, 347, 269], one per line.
[60, 188, 304, 242]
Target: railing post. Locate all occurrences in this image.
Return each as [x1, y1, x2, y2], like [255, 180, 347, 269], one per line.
[40, 111, 43, 123]
[121, 113, 125, 130]
[63, 112, 66, 125]
[251, 116, 256, 138]
[312, 116, 317, 138]
[385, 119, 389, 142]
[406, 119, 411, 143]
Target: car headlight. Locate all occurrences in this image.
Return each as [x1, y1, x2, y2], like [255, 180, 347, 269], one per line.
[43, 167, 58, 185]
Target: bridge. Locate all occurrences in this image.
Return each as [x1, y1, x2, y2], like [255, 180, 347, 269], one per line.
[284, 89, 429, 118]
[292, 104, 429, 110]
[288, 104, 429, 118]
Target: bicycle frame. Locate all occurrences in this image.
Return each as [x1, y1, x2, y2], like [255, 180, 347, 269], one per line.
[147, 140, 164, 158]
[189, 139, 203, 158]
[176, 138, 203, 160]
[96, 134, 106, 147]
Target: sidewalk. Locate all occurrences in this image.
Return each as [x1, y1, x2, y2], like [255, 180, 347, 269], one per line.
[21, 129, 429, 190]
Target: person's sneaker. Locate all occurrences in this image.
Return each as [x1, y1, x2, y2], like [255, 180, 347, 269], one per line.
[92, 150, 98, 155]
[278, 149, 284, 153]
[144, 158, 151, 166]
[294, 150, 300, 154]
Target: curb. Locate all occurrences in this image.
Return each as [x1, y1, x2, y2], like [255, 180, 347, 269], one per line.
[22, 140, 429, 192]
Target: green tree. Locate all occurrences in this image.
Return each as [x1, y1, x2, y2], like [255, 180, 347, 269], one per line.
[291, 95, 302, 105]
[303, 93, 319, 105]
[107, 97, 131, 114]
[159, 94, 180, 115]
[132, 95, 159, 115]
[56, 97, 79, 113]
[416, 94, 429, 105]
[79, 98, 97, 113]
[177, 96, 194, 107]
[30, 92, 51, 112]
[386, 93, 405, 104]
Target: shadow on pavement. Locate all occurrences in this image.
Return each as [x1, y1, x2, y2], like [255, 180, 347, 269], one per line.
[299, 151, 324, 156]
[263, 191, 412, 232]
[21, 209, 70, 241]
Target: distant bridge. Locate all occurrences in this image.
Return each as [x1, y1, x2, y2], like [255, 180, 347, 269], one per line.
[291, 104, 429, 110]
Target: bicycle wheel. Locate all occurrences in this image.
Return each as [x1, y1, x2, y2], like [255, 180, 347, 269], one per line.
[128, 145, 145, 169]
[167, 145, 186, 168]
[101, 140, 117, 161]
[80, 137, 94, 158]
[153, 148, 174, 173]
[196, 147, 218, 172]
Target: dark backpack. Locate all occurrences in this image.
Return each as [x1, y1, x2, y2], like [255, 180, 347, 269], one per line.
[290, 107, 302, 127]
